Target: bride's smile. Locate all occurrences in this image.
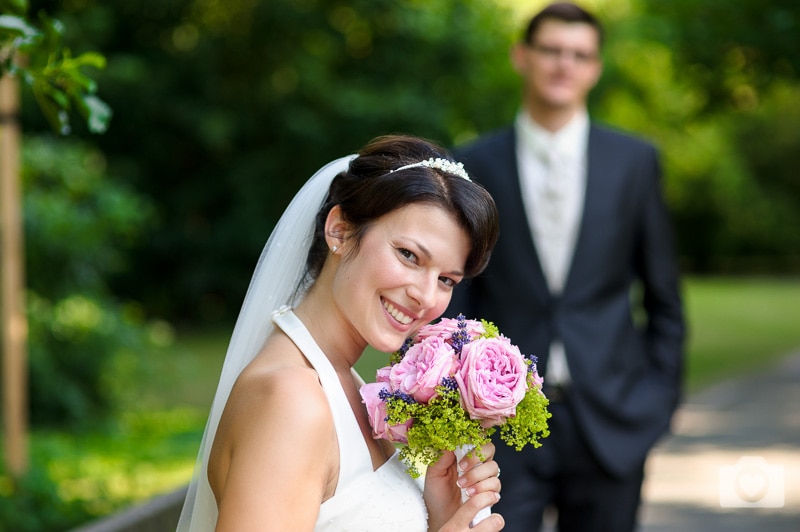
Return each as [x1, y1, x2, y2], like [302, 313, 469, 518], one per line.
[382, 298, 414, 326]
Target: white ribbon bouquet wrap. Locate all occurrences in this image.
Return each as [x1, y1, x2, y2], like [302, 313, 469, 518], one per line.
[360, 315, 551, 526]
[453, 443, 489, 524]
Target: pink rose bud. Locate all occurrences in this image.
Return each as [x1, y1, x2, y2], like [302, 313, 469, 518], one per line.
[415, 317, 485, 344]
[375, 365, 392, 383]
[359, 382, 411, 444]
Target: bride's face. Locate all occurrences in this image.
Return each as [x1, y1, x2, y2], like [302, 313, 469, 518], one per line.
[332, 203, 470, 353]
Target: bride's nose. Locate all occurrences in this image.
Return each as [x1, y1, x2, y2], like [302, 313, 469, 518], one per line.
[408, 273, 437, 310]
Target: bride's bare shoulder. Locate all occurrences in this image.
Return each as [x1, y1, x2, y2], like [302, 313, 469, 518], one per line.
[213, 329, 330, 442]
[230, 331, 328, 419]
[208, 331, 338, 514]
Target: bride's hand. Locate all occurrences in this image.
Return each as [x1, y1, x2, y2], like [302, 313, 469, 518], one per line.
[423, 443, 504, 531]
[438, 490, 504, 532]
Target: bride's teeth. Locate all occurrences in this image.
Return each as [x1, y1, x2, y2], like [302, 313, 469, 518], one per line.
[384, 301, 412, 325]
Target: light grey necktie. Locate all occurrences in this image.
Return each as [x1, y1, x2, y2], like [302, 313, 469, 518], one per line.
[536, 144, 572, 386]
[536, 144, 571, 295]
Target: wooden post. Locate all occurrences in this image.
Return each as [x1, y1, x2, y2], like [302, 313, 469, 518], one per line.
[0, 70, 28, 477]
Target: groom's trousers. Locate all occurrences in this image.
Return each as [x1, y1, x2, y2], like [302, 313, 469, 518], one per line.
[492, 396, 645, 532]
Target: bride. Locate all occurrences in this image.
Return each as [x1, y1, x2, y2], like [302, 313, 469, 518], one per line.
[177, 134, 504, 531]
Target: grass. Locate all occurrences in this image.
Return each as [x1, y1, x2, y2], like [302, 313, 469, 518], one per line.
[30, 276, 800, 523]
[681, 276, 800, 392]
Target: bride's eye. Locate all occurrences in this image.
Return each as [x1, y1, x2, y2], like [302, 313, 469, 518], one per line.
[439, 276, 457, 288]
[398, 248, 418, 263]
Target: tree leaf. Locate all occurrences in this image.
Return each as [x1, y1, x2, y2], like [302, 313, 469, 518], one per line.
[69, 51, 107, 70]
[0, 14, 39, 38]
[0, 0, 29, 17]
[32, 85, 71, 135]
[76, 94, 112, 134]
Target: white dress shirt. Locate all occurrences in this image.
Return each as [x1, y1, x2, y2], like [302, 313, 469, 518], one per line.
[515, 109, 590, 386]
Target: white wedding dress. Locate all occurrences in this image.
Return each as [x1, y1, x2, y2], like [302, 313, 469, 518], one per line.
[273, 308, 428, 531]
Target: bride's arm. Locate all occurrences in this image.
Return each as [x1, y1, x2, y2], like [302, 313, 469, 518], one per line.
[423, 443, 504, 532]
[211, 367, 336, 531]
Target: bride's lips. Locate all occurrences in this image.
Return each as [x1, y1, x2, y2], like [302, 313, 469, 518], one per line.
[382, 298, 415, 329]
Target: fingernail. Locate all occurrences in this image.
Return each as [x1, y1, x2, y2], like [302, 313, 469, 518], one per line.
[457, 478, 466, 487]
[458, 460, 468, 471]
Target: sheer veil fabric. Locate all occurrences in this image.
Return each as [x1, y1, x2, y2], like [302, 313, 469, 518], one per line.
[177, 154, 357, 531]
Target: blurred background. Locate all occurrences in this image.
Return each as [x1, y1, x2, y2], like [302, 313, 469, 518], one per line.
[1, 0, 799, 529]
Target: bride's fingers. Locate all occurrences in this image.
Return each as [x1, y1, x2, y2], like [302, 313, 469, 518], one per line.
[457, 458, 501, 493]
[429, 449, 457, 476]
[469, 512, 505, 532]
[461, 476, 501, 500]
[456, 443, 496, 473]
[444, 491, 503, 532]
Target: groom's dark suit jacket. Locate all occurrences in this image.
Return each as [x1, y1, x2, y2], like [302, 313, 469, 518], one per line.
[448, 125, 685, 478]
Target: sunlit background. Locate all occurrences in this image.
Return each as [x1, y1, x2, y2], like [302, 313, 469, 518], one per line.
[1, 0, 799, 529]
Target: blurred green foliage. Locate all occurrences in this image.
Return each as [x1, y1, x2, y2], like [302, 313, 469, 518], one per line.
[0, 0, 111, 133]
[584, 1, 800, 273]
[22, 137, 155, 427]
[0, 462, 93, 532]
[638, 0, 798, 113]
[16, 0, 800, 324]
[0, 407, 206, 531]
[25, 0, 520, 323]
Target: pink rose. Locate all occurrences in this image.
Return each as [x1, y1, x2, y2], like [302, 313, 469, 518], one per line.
[455, 336, 529, 427]
[375, 365, 391, 383]
[359, 382, 411, 444]
[389, 336, 460, 403]
[415, 317, 485, 344]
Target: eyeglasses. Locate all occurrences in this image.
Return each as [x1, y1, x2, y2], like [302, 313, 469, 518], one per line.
[529, 43, 599, 65]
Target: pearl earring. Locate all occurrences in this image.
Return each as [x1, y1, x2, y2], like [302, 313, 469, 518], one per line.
[332, 245, 338, 253]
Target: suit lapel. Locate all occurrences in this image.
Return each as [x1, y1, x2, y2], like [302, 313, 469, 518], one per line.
[563, 125, 610, 297]
[497, 130, 552, 305]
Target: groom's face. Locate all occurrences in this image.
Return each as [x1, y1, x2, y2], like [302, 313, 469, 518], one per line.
[513, 19, 602, 113]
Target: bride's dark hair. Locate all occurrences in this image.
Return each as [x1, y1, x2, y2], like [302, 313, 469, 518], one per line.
[306, 134, 499, 281]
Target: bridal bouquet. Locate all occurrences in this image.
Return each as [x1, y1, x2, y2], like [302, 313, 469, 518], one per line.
[360, 314, 551, 479]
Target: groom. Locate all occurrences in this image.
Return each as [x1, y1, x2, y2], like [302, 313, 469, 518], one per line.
[447, 3, 685, 531]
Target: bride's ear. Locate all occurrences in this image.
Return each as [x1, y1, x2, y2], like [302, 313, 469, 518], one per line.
[324, 205, 349, 253]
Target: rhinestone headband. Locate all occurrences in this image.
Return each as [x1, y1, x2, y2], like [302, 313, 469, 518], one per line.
[390, 158, 471, 182]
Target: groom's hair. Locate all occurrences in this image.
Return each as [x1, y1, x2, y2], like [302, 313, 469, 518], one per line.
[523, 2, 604, 47]
[305, 134, 498, 281]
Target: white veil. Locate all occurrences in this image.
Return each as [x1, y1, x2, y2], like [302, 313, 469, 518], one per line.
[177, 154, 357, 531]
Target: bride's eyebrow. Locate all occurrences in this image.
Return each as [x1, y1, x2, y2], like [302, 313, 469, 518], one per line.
[410, 239, 433, 261]
[409, 238, 465, 277]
